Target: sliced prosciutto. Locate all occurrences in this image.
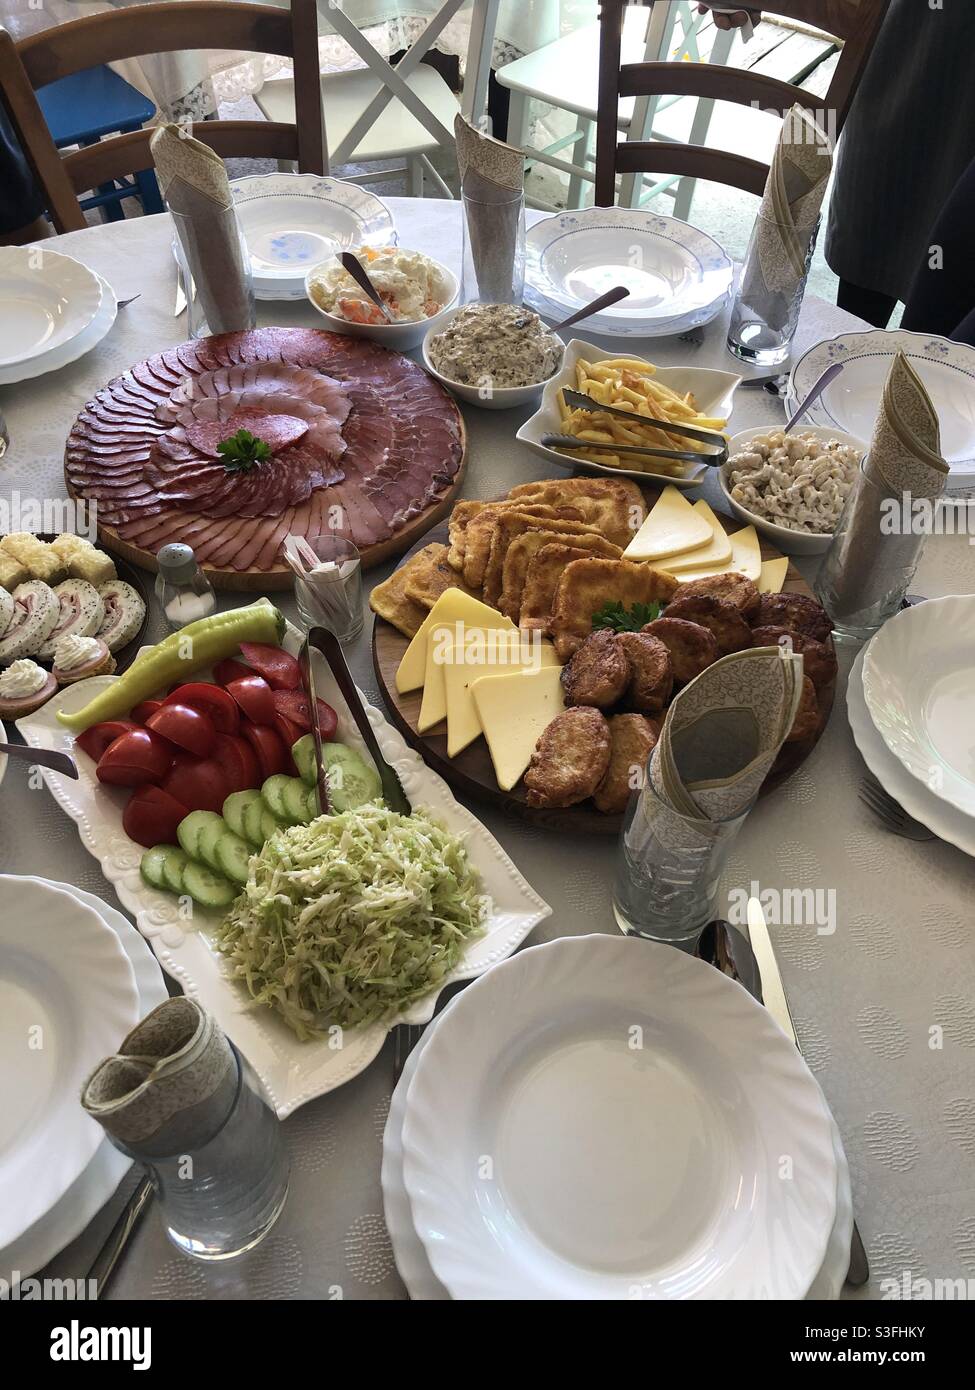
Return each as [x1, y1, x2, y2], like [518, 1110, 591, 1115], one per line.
[64, 328, 465, 585]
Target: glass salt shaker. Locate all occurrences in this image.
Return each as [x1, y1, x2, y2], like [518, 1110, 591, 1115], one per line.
[155, 543, 217, 631]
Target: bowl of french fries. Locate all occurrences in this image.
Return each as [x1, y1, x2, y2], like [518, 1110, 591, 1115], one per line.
[516, 339, 741, 488]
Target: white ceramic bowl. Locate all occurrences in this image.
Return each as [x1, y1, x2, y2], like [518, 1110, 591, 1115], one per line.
[305, 256, 459, 352]
[421, 305, 564, 410]
[719, 424, 865, 556]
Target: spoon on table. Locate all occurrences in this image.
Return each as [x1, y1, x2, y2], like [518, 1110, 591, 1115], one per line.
[548, 285, 630, 334]
[784, 362, 844, 431]
[0, 741, 78, 778]
[339, 251, 394, 323]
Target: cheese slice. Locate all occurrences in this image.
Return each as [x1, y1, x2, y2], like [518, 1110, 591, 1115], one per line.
[395, 588, 516, 694]
[668, 525, 763, 584]
[622, 485, 713, 562]
[417, 625, 449, 731]
[443, 629, 559, 758]
[471, 665, 566, 791]
[662, 499, 732, 573]
[758, 556, 789, 594]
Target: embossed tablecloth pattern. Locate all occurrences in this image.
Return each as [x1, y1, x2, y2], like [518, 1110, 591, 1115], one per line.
[2, 204, 973, 1301]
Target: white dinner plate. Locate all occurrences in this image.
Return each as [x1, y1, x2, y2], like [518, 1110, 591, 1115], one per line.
[0, 246, 102, 369]
[0, 876, 140, 1249]
[525, 209, 733, 335]
[848, 643, 975, 858]
[861, 596, 975, 819]
[786, 330, 975, 484]
[0, 880, 167, 1286]
[383, 994, 855, 1302]
[17, 617, 551, 1118]
[516, 337, 740, 487]
[0, 273, 117, 386]
[402, 935, 837, 1300]
[228, 174, 396, 300]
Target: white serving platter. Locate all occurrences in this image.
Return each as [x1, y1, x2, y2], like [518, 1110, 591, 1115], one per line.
[0, 245, 102, 369]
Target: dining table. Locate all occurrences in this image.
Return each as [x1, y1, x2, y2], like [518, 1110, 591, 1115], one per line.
[2, 197, 973, 1302]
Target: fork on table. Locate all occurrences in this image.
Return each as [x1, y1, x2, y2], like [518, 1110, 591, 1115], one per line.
[858, 774, 935, 841]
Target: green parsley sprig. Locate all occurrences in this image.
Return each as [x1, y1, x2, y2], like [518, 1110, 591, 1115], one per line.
[218, 428, 271, 474]
[591, 599, 662, 633]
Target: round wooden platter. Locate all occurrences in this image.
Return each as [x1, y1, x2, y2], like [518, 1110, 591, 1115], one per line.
[372, 495, 835, 835]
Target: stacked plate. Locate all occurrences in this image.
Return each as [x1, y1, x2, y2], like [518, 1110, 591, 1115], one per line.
[524, 209, 733, 338]
[0, 877, 167, 1284]
[786, 330, 975, 495]
[0, 246, 117, 385]
[383, 935, 853, 1299]
[850, 595, 975, 856]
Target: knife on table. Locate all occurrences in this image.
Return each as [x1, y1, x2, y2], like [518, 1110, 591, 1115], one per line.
[745, 897, 870, 1288]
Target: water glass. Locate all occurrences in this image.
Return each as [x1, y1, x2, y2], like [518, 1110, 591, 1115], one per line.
[460, 186, 526, 305]
[171, 213, 255, 339]
[727, 213, 821, 367]
[613, 772, 748, 949]
[294, 534, 363, 645]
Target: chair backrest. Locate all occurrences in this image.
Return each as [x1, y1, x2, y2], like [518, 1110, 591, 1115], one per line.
[594, 0, 891, 207]
[0, 0, 326, 233]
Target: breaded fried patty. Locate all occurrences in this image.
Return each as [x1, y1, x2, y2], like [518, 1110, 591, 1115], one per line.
[785, 675, 821, 743]
[524, 706, 611, 808]
[593, 713, 660, 814]
[751, 626, 838, 692]
[642, 616, 719, 684]
[672, 571, 760, 617]
[560, 630, 631, 708]
[664, 593, 752, 655]
[753, 592, 831, 643]
[616, 632, 673, 714]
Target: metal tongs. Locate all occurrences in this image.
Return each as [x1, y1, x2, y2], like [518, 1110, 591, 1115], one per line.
[300, 626, 411, 815]
[541, 387, 728, 466]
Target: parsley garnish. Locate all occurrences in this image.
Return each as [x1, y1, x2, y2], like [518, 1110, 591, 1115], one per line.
[591, 599, 662, 633]
[218, 429, 271, 474]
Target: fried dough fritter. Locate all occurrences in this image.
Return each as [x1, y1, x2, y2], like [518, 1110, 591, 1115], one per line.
[369, 550, 435, 637]
[463, 506, 588, 590]
[641, 616, 719, 685]
[664, 593, 753, 655]
[560, 630, 631, 708]
[751, 626, 838, 692]
[550, 558, 678, 661]
[447, 501, 572, 574]
[498, 530, 621, 623]
[508, 476, 646, 541]
[785, 675, 821, 743]
[519, 543, 598, 632]
[616, 632, 673, 714]
[524, 706, 611, 808]
[672, 571, 760, 617]
[753, 592, 831, 643]
[402, 543, 479, 609]
[593, 713, 660, 814]
[481, 512, 604, 607]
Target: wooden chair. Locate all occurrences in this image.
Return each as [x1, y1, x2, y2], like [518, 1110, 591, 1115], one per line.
[594, 0, 892, 207]
[0, 0, 326, 234]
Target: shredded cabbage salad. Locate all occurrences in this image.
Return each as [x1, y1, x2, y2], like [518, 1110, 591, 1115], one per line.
[214, 804, 487, 1039]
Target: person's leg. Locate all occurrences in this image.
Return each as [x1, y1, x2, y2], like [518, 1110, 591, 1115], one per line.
[836, 280, 897, 328]
[0, 215, 49, 246]
[948, 305, 975, 349]
[902, 155, 975, 339]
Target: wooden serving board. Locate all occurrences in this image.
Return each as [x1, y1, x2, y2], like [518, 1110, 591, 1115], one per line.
[372, 494, 835, 835]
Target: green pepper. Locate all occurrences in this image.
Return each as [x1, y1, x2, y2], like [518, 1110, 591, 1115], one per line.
[57, 600, 286, 733]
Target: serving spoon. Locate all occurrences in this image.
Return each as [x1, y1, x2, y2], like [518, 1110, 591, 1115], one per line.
[548, 285, 630, 333]
[339, 251, 394, 323]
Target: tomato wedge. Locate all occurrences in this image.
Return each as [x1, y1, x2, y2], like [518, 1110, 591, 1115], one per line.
[146, 703, 217, 758]
[272, 687, 338, 739]
[96, 729, 174, 787]
[123, 785, 190, 849]
[240, 722, 288, 780]
[161, 754, 233, 814]
[76, 719, 141, 762]
[276, 712, 305, 750]
[239, 642, 300, 690]
[130, 700, 164, 725]
[164, 682, 240, 735]
[213, 657, 252, 688]
[226, 675, 277, 726]
[213, 732, 260, 794]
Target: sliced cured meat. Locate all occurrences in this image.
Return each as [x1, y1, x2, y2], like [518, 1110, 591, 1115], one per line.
[36, 579, 105, 660]
[184, 412, 309, 457]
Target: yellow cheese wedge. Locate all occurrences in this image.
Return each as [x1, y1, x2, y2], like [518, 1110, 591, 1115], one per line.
[471, 665, 566, 791]
[662, 499, 733, 573]
[443, 629, 559, 758]
[668, 525, 763, 584]
[622, 485, 713, 562]
[395, 588, 516, 694]
[417, 625, 448, 731]
[758, 556, 789, 594]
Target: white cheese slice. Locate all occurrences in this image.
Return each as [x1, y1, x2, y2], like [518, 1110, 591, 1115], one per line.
[395, 588, 516, 694]
[662, 499, 733, 573]
[758, 556, 789, 594]
[443, 628, 559, 758]
[667, 525, 763, 584]
[470, 665, 566, 791]
[417, 624, 449, 731]
[622, 485, 713, 562]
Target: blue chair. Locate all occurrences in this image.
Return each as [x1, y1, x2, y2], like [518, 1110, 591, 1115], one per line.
[35, 64, 164, 221]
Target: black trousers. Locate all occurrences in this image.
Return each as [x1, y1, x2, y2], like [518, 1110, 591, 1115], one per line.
[901, 154, 975, 348]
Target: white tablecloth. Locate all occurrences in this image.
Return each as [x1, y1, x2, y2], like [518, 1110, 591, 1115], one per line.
[2, 201, 974, 1301]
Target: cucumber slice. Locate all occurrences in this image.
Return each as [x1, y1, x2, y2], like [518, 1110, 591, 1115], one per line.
[178, 810, 224, 862]
[261, 807, 285, 843]
[262, 774, 293, 821]
[291, 734, 317, 787]
[223, 790, 262, 840]
[182, 861, 238, 910]
[324, 744, 383, 813]
[214, 831, 253, 886]
[305, 785, 321, 820]
[141, 845, 176, 892]
[242, 796, 268, 848]
[162, 847, 190, 896]
[281, 776, 311, 824]
[198, 817, 229, 872]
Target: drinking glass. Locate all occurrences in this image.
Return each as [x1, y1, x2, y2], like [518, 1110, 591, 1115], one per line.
[171, 213, 255, 339]
[727, 213, 821, 367]
[294, 535, 363, 645]
[460, 186, 526, 305]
